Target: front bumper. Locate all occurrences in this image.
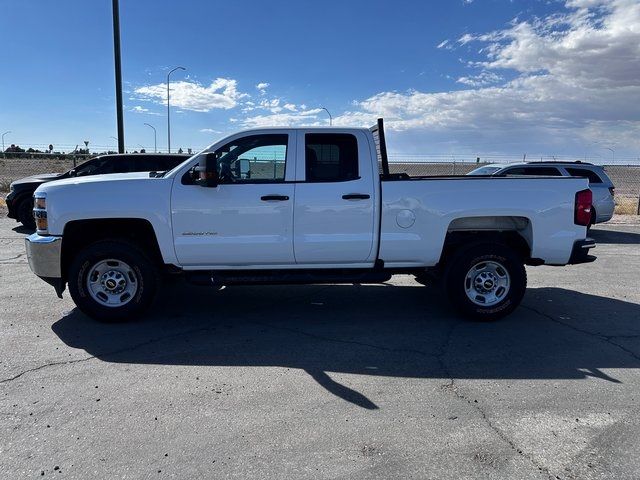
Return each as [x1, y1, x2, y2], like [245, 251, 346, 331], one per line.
[25, 233, 65, 297]
[568, 238, 596, 265]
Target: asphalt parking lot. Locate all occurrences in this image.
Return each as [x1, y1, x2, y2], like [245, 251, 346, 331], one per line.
[1, 216, 639, 479]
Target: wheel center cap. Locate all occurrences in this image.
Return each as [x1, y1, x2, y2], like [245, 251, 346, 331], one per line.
[474, 272, 497, 293]
[101, 270, 126, 294]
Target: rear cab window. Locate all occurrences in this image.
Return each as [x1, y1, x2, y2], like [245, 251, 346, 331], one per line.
[304, 133, 359, 182]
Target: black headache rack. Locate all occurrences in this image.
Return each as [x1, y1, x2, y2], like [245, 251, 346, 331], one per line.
[369, 118, 390, 179]
[368, 118, 421, 181]
[370, 118, 411, 181]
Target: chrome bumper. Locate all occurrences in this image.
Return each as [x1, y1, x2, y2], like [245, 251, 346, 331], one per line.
[25, 233, 62, 278]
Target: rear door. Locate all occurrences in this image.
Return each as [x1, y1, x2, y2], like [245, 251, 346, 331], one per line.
[293, 130, 376, 265]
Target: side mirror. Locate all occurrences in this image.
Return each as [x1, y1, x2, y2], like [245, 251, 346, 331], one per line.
[69, 169, 77, 177]
[194, 153, 219, 187]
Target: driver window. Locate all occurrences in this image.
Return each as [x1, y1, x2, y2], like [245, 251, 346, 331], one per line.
[212, 134, 287, 184]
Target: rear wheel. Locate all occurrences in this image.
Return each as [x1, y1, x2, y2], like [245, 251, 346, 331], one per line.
[17, 197, 35, 230]
[444, 243, 526, 321]
[68, 240, 159, 322]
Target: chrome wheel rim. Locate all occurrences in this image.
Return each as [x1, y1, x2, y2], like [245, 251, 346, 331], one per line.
[86, 258, 138, 307]
[464, 260, 510, 307]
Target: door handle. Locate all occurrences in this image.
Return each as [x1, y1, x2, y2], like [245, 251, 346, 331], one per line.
[342, 193, 370, 200]
[261, 195, 289, 201]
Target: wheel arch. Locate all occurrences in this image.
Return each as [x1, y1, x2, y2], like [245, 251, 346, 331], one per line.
[439, 216, 534, 268]
[61, 218, 164, 281]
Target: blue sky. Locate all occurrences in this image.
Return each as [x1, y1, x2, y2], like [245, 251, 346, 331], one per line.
[1, 0, 639, 160]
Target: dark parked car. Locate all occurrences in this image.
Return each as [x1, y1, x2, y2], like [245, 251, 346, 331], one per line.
[5, 153, 190, 229]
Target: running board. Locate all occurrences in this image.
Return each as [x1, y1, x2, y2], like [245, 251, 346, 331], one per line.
[185, 268, 392, 287]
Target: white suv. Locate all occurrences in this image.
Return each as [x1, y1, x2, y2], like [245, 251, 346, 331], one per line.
[468, 162, 615, 225]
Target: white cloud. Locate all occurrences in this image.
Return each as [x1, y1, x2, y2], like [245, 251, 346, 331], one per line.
[256, 82, 270, 95]
[242, 108, 324, 128]
[134, 78, 248, 112]
[456, 71, 503, 87]
[130, 105, 161, 115]
[259, 98, 282, 113]
[332, 0, 640, 155]
[199, 128, 222, 134]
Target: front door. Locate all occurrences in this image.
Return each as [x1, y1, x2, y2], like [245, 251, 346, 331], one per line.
[171, 131, 296, 267]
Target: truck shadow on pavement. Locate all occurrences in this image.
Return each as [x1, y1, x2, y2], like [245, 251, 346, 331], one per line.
[590, 227, 640, 244]
[11, 225, 35, 235]
[52, 283, 640, 410]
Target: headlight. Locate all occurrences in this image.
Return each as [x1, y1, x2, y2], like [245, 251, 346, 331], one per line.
[33, 196, 48, 232]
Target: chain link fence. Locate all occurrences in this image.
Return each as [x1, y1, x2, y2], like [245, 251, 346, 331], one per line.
[1, 153, 639, 215]
[385, 161, 640, 215]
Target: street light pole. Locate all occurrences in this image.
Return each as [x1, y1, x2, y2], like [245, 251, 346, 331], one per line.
[604, 147, 615, 164]
[320, 107, 332, 126]
[111, 0, 125, 153]
[167, 66, 186, 153]
[144, 123, 157, 152]
[1, 130, 10, 152]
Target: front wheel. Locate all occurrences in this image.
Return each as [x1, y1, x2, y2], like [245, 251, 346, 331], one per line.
[68, 240, 159, 322]
[444, 243, 526, 321]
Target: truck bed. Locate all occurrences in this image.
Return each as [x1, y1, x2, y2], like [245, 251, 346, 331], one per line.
[379, 173, 588, 267]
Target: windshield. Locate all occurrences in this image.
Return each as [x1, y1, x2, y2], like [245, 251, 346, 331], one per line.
[161, 152, 202, 178]
[467, 166, 503, 176]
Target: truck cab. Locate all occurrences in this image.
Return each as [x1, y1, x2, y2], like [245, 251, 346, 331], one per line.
[172, 128, 378, 268]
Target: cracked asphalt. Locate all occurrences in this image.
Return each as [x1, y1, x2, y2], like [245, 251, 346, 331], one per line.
[1, 216, 639, 479]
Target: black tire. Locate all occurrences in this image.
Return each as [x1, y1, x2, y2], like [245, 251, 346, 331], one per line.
[443, 243, 526, 321]
[17, 197, 36, 230]
[68, 240, 159, 322]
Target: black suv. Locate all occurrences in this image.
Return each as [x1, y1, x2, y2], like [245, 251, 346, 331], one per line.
[5, 153, 190, 229]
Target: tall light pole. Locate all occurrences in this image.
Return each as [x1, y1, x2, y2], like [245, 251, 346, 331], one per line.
[167, 66, 186, 153]
[112, 0, 125, 153]
[320, 107, 332, 126]
[604, 146, 615, 164]
[144, 123, 157, 152]
[1, 131, 10, 152]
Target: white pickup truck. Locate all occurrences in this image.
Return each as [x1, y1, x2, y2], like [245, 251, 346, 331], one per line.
[25, 120, 596, 322]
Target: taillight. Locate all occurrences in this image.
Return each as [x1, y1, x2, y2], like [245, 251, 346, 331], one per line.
[609, 186, 615, 196]
[575, 189, 592, 226]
